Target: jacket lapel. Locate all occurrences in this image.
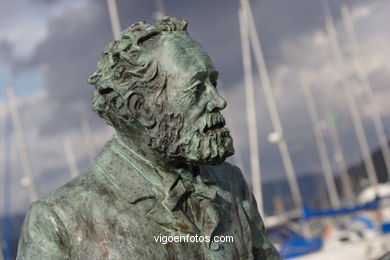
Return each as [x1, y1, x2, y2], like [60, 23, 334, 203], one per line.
[146, 203, 200, 234]
[95, 137, 200, 234]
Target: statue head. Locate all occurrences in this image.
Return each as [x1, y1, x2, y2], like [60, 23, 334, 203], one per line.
[88, 17, 234, 166]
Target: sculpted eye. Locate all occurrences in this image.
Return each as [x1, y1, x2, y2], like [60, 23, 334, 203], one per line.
[211, 80, 218, 87]
[181, 79, 206, 105]
[194, 82, 205, 99]
[185, 80, 202, 104]
[210, 71, 219, 87]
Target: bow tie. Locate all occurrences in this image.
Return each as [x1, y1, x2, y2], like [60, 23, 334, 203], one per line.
[162, 170, 221, 250]
[163, 173, 217, 211]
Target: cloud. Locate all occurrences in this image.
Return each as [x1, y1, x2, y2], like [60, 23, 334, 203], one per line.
[1, 0, 390, 215]
[0, 39, 14, 64]
[0, 88, 113, 215]
[0, 0, 51, 59]
[221, 0, 390, 185]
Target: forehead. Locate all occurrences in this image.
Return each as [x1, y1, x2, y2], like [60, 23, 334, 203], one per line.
[154, 33, 216, 78]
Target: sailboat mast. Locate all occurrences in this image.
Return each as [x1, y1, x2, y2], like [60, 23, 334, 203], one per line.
[0, 101, 5, 260]
[323, 3, 379, 192]
[326, 110, 354, 204]
[6, 84, 38, 203]
[242, 0, 303, 211]
[238, 3, 264, 216]
[105, 0, 120, 138]
[80, 114, 96, 163]
[341, 4, 390, 182]
[154, 0, 166, 20]
[301, 80, 341, 208]
[63, 138, 79, 179]
[106, 0, 121, 40]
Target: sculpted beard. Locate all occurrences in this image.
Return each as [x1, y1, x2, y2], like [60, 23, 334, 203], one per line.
[148, 111, 234, 165]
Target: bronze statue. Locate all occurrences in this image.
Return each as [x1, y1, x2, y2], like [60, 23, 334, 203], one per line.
[17, 17, 281, 259]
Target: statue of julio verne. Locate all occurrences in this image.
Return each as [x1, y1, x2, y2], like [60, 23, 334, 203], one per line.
[17, 17, 281, 259]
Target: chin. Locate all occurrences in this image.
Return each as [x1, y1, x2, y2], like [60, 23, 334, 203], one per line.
[176, 127, 235, 166]
[195, 150, 234, 165]
[151, 124, 235, 166]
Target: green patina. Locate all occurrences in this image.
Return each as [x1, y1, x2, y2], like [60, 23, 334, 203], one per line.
[17, 17, 281, 259]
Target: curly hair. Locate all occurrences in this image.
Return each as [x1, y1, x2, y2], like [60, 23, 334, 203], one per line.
[88, 16, 188, 128]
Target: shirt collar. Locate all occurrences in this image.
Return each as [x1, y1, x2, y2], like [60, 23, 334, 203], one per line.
[97, 135, 181, 199]
[96, 135, 216, 204]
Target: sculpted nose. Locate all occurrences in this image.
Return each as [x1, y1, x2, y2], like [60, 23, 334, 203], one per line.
[206, 85, 227, 112]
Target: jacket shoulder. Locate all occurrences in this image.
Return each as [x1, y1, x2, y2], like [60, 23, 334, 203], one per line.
[36, 163, 119, 227]
[41, 163, 109, 205]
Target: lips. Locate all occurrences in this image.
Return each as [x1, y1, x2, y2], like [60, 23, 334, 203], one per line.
[201, 113, 226, 133]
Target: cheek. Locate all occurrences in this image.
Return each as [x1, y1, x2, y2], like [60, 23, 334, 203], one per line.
[182, 107, 203, 126]
[185, 95, 209, 118]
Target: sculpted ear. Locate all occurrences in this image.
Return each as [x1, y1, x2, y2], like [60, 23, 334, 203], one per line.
[128, 92, 156, 128]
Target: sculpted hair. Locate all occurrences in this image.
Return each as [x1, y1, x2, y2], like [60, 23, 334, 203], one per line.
[88, 16, 188, 128]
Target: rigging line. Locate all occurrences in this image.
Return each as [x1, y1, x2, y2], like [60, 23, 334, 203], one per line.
[323, 0, 379, 193]
[6, 84, 38, 203]
[341, 4, 390, 182]
[238, 2, 264, 217]
[300, 80, 341, 208]
[107, 0, 121, 40]
[244, 0, 303, 211]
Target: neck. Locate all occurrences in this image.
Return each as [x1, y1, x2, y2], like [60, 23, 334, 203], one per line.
[116, 130, 191, 173]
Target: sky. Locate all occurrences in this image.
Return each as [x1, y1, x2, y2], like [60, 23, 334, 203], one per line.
[1, 0, 390, 215]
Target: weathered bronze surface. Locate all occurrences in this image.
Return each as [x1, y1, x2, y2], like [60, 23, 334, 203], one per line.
[17, 17, 281, 259]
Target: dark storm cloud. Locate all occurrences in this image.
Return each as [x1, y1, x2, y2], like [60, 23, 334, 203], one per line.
[10, 0, 369, 134]
[7, 0, 387, 181]
[21, 1, 114, 134]
[158, 0, 368, 88]
[0, 39, 14, 64]
[31, 0, 59, 3]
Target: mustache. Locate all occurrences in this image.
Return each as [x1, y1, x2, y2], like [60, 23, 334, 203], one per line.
[199, 113, 226, 133]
